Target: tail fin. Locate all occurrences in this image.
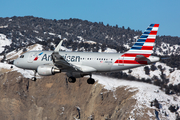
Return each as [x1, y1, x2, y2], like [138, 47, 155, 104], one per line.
[124, 24, 159, 57]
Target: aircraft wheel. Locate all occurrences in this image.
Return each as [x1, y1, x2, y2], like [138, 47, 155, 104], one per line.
[31, 77, 37, 81]
[87, 78, 95, 84]
[68, 77, 76, 83]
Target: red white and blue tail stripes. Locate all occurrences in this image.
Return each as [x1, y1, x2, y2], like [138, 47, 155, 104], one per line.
[115, 24, 159, 65]
[127, 24, 159, 53]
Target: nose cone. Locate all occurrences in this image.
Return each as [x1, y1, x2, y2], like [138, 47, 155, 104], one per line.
[13, 59, 19, 67]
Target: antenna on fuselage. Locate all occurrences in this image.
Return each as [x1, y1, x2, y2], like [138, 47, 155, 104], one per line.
[54, 40, 64, 52]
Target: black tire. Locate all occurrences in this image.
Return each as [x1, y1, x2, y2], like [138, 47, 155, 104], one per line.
[31, 77, 37, 81]
[68, 77, 76, 83]
[87, 78, 95, 84]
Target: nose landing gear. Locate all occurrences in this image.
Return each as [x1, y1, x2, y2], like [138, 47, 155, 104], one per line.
[31, 70, 37, 81]
[67, 75, 95, 84]
[32, 77, 37, 81]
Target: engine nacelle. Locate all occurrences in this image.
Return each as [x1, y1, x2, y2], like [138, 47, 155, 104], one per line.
[37, 65, 61, 76]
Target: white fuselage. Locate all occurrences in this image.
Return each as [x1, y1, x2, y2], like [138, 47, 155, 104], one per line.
[14, 51, 159, 73]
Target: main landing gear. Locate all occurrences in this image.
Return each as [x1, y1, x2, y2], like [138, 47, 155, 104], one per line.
[87, 74, 95, 84]
[68, 77, 76, 83]
[87, 78, 95, 84]
[67, 75, 95, 84]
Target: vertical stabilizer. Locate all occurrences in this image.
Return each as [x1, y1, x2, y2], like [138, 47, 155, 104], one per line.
[124, 24, 159, 57]
[115, 24, 159, 65]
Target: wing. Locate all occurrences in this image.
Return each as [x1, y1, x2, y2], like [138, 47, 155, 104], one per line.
[51, 40, 97, 73]
[51, 52, 97, 72]
[51, 51, 81, 72]
[51, 40, 81, 72]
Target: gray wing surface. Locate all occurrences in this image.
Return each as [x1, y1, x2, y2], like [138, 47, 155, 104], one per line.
[51, 40, 97, 73]
[51, 51, 81, 72]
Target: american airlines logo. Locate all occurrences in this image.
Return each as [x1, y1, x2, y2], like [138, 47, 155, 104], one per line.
[34, 52, 43, 61]
[41, 54, 80, 62]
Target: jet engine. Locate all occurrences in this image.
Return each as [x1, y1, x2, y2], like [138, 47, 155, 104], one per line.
[37, 65, 61, 76]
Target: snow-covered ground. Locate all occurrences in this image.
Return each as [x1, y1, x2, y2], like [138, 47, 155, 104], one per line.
[104, 48, 117, 53]
[123, 62, 180, 85]
[93, 75, 180, 120]
[0, 63, 38, 79]
[0, 34, 12, 53]
[60, 46, 72, 51]
[156, 42, 180, 56]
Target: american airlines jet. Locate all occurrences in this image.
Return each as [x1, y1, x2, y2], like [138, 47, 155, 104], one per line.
[13, 24, 160, 84]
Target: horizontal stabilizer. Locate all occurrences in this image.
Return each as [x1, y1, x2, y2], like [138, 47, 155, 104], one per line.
[135, 55, 151, 64]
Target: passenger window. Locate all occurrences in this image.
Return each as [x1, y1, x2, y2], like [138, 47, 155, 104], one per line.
[20, 55, 24, 58]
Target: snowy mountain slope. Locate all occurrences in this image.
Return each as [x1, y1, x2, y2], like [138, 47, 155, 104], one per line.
[104, 48, 117, 53]
[0, 34, 11, 54]
[123, 62, 180, 85]
[155, 42, 180, 56]
[0, 34, 179, 86]
[93, 75, 180, 120]
[0, 40, 180, 119]
[0, 63, 40, 79]
[1, 62, 179, 120]
[0, 44, 43, 61]
[0, 36, 179, 86]
[168, 70, 180, 85]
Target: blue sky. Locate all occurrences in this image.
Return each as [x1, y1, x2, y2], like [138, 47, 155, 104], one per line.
[0, 0, 180, 37]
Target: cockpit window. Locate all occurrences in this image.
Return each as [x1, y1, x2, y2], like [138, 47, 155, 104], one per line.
[20, 55, 24, 58]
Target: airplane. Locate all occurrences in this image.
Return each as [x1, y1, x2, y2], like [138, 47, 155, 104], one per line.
[13, 24, 160, 84]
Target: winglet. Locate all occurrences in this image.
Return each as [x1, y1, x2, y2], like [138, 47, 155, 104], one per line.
[54, 40, 64, 52]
